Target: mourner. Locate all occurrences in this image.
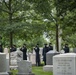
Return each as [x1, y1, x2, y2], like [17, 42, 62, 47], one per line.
[20, 44, 27, 60]
[63, 44, 69, 53]
[34, 44, 40, 66]
[42, 44, 49, 65]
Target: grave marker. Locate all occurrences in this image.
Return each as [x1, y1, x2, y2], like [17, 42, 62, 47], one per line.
[53, 53, 76, 75]
[16, 60, 34, 75]
[0, 53, 8, 75]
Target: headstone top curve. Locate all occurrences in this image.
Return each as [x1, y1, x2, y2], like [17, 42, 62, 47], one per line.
[0, 53, 6, 55]
[53, 53, 76, 57]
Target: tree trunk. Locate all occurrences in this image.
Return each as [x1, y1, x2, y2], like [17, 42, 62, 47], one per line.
[9, 0, 13, 65]
[9, 16, 13, 65]
[56, 24, 59, 51]
[10, 32, 13, 47]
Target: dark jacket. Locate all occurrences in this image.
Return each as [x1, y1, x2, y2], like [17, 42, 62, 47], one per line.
[34, 46, 40, 62]
[21, 46, 27, 60]
[48, 46, 53, 51]
[42, 46, 49, 65]
[0, 47, 3, 52]
[10, 47, 16, 52]
[64, 46, 69, 53]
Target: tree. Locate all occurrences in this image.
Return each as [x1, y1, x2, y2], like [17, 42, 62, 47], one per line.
[1, 0, 76, 51]
[26, 0, 64, 51]
[26, 0, 76, 51]
[0, 0, 31, 47]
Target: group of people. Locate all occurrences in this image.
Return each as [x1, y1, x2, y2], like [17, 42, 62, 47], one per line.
[10, 44, 27, 60]
[42, 43, 53, 65]
[34, 43, 70, 66]
[10, 43, 53, 66]
[0, 43, 69, 66]
[34, 43, 53, 66]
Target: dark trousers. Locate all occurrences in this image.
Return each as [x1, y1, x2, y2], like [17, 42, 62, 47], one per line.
[36, 54, 40, 66]
[43, 54, 46, 65]
[23, 53, 27, 60]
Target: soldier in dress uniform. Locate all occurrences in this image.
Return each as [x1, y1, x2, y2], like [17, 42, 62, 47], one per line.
[20, 44, 27, 60]
[42, 44, 49, 65]
[34, 44, 40, 66]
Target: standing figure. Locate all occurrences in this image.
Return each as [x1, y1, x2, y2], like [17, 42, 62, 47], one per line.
[48, 43, 53, 51]
[34, 44, 40, 66]
[63, 44, 69, 53]
[0, 44, 3, 52]
[42, 44, 49, 65]
[20, 44, 27, 60]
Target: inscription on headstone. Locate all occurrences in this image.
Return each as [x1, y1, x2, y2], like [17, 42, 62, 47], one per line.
[53, 53, 76, 75]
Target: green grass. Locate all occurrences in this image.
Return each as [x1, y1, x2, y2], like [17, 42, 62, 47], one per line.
[11, 66, 53, 75]
[32, 66, 53, 75]
[11, 70, 18, 75]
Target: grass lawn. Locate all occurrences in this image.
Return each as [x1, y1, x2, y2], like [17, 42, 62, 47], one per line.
[11, 66, 53, 75]
[32, 66, 53, 75]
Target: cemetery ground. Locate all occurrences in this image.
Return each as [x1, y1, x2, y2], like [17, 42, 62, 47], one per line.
[11, 66, 53, 75]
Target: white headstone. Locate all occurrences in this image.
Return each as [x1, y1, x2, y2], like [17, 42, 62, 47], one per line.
[53, 53, 76, 75]
[10, 51, 18, 69]
[39, 48, 43, 55]
[0, 53, 7, 72]
[29, 53, 36, 65]
[46, 50, 59, 65]
[10, 51, 17, 66]
[43, 65, 53, 72]
[17, 60, 35, 75]
[6, 59, 10, 72]
[4, 48, 9, 54]
[17, 60, 32, 74]
[16, 48, 23, 62]
[32, 50, 35, 54]
[4, 48, 9, 59]
[0, 53, 8, 75]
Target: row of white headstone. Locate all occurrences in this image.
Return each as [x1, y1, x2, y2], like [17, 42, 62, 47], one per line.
[0, 53, 34, 75]
[6, 48, 43, 67]
[3, 47, 76, 75]
[42, 49, 76, 75]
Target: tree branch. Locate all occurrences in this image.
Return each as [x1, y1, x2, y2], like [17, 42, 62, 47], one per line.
[12, 2, 18, 13]
[12, 1, 22, 13]
[0, 0, 9, 13]
[0, 8, 9, 13]
[3, 0, 9, 9]
[50, 13, 57, 24]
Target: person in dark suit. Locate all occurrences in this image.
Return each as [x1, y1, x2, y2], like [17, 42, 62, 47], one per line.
[63, 44, 69, 53]
[20, 44, 27, 60]
[34, 44, 40, 66]
[48, 43, 53, 51]
[0, 44, 3, 52]
[10, 45, 17, 52]
[42, 44, 49, 65]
